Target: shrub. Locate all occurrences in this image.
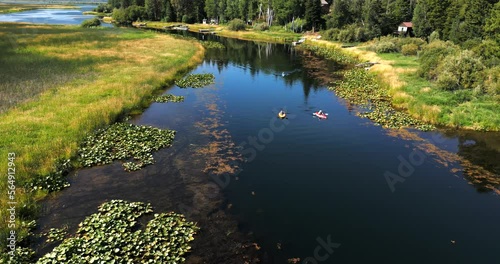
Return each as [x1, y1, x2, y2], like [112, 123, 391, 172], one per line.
[253, 22, 269, 31]
[336, 24, 366, 43]
[285, 18, 306, 32]
[418, 40, 460, 80]
[182, 14, 194, 24]
[322, 28, 340, 41]
[396, 37, 426, 50]
[484, 66, 500, 96]
[436, 50, 486, 92]
[227, 19, 246, 31]
[472, 39, 500, 67]
[401, 43, 419, 56]
[375, 41, 398, 53]
[429, 31, 440, 42]
[81, 18, 101, 28]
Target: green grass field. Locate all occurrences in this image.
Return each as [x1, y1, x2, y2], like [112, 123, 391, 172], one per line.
[0, 23, 203, 249]
[377, 53, 500, 130]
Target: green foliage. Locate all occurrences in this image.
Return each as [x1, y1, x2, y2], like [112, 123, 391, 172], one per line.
[43, 227, 68, 243]
[36, 200, 199, 264]
[253, 22, 269, 31]
[26, 159, 72, 193]
[300, 44, 358, 65]
[321, 28, 340, 41]
[305, 0, 323, 31]
[429, 31, 440, 42]
[201, 41, 226, 49]
[175, 73, 215, 88]
[337, 24, 367, 43]
[371, 41, 398, 54]
[153, 94, 185, 103]
[418, 40, 460, 80]
[280, 18, 302, 33]
[484, 1, 500, 42]
[436, 50, 486, 92]
[401, 44, 418, 56]
[484, 66, 500, 97]
[227, 18, 246, 31]
[78, 123, 176, 171]
[94, 3, 113, 13]
[329, 68, 434, 131]
[81, 18, 101, 28]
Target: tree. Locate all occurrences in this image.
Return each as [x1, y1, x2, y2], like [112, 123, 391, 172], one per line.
[327, 0, 353, 29]
[459, 0, 492, 41]
[205, 0, 218, 20]
[305, 0, 322, 31]
[484, 1, 500, 42]
[412, 0, 432, 37]
[145, 0, 163, 20]
[162, 0, 175, 21]
[362, 0, 384, 38]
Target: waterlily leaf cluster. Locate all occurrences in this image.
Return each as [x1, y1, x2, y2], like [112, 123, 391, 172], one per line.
[43, 227, 68, 243]
[78, 123, 176, 171]
[175, 73, 215, 88]
[153, 94, 185, 103]
[201, 41, 225, 50]
[26, 159, 72, 192]
[330, 68, 435, 131]
[36, 200, 199, 264]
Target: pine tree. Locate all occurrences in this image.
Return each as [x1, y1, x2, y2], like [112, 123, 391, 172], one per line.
[305, 0, 322, 31]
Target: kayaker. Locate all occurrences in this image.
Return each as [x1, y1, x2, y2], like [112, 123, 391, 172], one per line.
[318, 110, 323, 115]
[278, 110, 286, 118]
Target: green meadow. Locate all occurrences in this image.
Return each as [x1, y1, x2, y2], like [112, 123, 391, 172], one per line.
[0, 23, 203, 248]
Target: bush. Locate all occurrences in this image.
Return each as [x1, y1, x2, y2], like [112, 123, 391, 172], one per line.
[253, 22, 269, 31]
[94, 3, 112, 13]
[472, 39, 500, 67]
[401, 43, 419, 56]
[227, 19, 246, 31]
[429, 31, 440, 42]
[375, 41, 398, 53]
[81, 18, 101, 28]
[436, 50, 486, 92]
[336, 24, 366, 43]
[182, 14, 194, 24]
[396, 37, 426, 50]
[418, 40, 460, 80]
[484, 66, 500, 96]
[322, 28, 340, 41]
[285, 18, 306, 33]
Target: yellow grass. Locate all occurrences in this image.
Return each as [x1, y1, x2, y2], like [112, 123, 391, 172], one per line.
[0, 23, 204, 248]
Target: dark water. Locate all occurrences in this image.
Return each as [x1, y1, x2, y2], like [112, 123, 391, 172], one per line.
[36, 32, 500, 263]
[0, 5, 112, 27]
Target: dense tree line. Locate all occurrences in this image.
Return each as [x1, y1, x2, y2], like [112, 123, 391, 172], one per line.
[102, 0, 499, 45]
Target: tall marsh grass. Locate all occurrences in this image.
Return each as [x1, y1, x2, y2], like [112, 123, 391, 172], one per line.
[0, 23, 203, 253]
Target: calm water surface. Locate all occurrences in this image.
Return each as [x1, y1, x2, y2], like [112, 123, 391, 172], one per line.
[0, 5, 112, 26]
[35, 31, 500, 263]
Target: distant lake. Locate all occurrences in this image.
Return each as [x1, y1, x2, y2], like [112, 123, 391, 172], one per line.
[0, 5, 112, 26]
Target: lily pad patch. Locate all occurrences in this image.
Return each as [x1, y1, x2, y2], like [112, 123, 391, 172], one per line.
[78, 123, 176, 171]
[175, 73, 215, 88]
[36, 200, 199, 264]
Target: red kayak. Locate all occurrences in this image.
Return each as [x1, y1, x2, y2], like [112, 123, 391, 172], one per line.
[313, 112, 328, 119]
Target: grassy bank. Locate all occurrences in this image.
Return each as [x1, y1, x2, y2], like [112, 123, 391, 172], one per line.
[0, 23, 204, 251]
[304, 38, 499, 131]
[138, 21, 302, 43]
[0, 3, 76, 14]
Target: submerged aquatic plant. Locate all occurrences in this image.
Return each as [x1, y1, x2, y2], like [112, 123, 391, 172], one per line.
[78, 123, 176, 171]
[201, 41, 225, 50]
[153, 94, 185, 103]
[175, 73, 215, 88]
[330, 68, 435, 131]
[36, 200, 199, 264]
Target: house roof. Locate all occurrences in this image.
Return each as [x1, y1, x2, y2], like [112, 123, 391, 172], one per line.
[400, 22, 413, 27]
[321, 0, 328, 5]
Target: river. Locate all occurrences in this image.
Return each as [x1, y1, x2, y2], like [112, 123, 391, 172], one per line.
[6, 9, 499, 264]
